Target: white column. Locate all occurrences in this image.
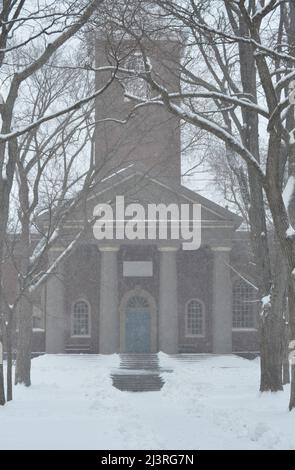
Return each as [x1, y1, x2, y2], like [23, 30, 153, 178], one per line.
[45, 250, 65, 353]
[158, 246, 179, 353]
[212, 247, 232, 354]
[99, 246, 119, 354]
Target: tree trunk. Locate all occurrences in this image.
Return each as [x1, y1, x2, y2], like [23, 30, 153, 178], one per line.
[288, 280, 295, 410]
[0, 364, 5, 406]
[0, 246, 6, 406]
[0, 222, 8, 405]
[260, 247, 287, 391]
[0, 139, 17, 404]
[290, 365, 295, 411]
[15, 170, 33, 386]
[260, 318, 284, 391]
[283, 315, 290, 385]
[6, 312, 13, 401]
[15, 295, 33, 386]
[237, 17, 285, 391]
[0, 338, 5, 406]
[283, 357, 290, 386]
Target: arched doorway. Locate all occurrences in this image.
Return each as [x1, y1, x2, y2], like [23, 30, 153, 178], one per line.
[119, 288, 157, 353]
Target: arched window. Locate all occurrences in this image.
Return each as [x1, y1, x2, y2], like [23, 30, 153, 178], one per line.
[126, 295, 150, 310]
[232, 280, 256, 329]
[185, 299, 205, 337]
[71, 300, 91, 337]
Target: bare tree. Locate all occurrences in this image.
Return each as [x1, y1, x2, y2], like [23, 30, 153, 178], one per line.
[2, 43, 128, 394]
[0, 0, 112, 405]
[4, 59, 97, 391]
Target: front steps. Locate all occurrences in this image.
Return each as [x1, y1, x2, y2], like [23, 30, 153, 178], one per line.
[111, 354, 172, 392]
[170, 353, 217, 363]
[65, 344, 91, 354]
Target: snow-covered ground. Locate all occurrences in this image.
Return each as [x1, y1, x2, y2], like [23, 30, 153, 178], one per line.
[0, 354, 294, 450]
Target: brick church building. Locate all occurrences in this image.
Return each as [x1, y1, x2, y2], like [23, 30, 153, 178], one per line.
[20, 36, 260, 355]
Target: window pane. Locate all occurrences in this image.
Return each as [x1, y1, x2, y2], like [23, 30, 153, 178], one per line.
[186, 300, 204, 336]
[233, 281, 255, 328]
[72, 301, 90, 336]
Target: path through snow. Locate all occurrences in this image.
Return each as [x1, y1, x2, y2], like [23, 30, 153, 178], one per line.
[0, 354, 294, 450]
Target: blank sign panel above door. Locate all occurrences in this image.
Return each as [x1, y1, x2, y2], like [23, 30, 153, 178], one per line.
[123, 261, 153, 277]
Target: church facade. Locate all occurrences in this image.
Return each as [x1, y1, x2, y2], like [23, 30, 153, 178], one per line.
[34, 37, 259, 356]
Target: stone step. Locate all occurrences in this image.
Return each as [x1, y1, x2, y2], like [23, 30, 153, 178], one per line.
[170, 354, 219, 363]
[111, 353, 168, 392]
[119, 354, 160, 370]
[111, 373, 164, 392]
[65, 345, 91, 354]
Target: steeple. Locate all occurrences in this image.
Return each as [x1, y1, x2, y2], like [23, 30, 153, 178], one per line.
[95, 34, 182, 184]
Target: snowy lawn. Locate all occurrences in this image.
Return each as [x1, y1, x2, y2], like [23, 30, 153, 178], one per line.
[0, 353, 294, 450]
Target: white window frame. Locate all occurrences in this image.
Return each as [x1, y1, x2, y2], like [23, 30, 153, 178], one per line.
[232, 279, 257, 332]
[185, 298, 205, 338]
[71, 299, 91, 338]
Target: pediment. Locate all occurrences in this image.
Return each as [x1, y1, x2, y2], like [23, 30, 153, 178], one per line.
[38, 169, 242, 249]
[80, 170, 242, 228]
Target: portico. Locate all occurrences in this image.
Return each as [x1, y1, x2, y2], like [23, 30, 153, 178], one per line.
[97, 243, 180, 354]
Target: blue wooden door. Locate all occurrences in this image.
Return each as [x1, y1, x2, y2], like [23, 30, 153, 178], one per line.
[125, 297, 151, 353]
